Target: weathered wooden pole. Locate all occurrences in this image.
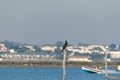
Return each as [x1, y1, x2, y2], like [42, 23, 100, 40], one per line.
[105, 46, 108, 80]
[63, 50, 66, 80]
[62, 40, 68, 80]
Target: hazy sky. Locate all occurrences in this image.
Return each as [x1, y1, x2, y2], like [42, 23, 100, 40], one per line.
[0, 0, 120, 45]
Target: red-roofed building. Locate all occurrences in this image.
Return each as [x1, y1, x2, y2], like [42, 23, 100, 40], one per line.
[0, 44, 7, 52]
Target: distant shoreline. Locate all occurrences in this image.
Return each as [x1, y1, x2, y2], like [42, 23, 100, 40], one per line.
[0, 61, 119, 68]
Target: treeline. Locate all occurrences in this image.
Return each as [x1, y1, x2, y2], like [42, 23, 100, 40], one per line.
[0, 61, 119, 68]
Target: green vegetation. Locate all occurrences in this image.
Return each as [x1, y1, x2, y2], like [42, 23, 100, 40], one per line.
[0, 61, 119, 68]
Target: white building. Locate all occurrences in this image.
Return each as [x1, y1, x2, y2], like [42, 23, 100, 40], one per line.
[41, 46, 57, 52]
[9, 49, 15, 53]
[67, 45, 107, 54]
[25, 46, 35, 51]
[110, 51, 120, 59]
[68, 56, 92, 62]
[0, 44, 7, 52]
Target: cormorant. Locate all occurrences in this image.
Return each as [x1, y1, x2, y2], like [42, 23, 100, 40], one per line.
[62, 40, 68, 52]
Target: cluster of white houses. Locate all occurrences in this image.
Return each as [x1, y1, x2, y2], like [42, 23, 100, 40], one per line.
[0, 54, 55, 61]
[1, 44, 120, 62]
[39, 45, 120, 62]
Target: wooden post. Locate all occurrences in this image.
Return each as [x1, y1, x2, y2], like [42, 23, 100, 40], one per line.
[63, 50, 66, 80]
[105, 46, 108, 80]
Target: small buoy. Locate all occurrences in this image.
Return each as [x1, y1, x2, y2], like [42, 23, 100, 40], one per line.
[117, 65, 120, 71]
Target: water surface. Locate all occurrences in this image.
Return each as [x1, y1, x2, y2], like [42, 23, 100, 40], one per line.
[0, 67, 119, 80]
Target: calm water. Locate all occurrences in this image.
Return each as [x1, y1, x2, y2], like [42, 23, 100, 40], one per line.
[0, 67, 119, 80]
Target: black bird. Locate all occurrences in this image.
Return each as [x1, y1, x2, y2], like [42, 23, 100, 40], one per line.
[62, 40, 68, 52]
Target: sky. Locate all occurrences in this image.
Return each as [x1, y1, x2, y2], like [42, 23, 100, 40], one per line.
[0, 0, 120, 45]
